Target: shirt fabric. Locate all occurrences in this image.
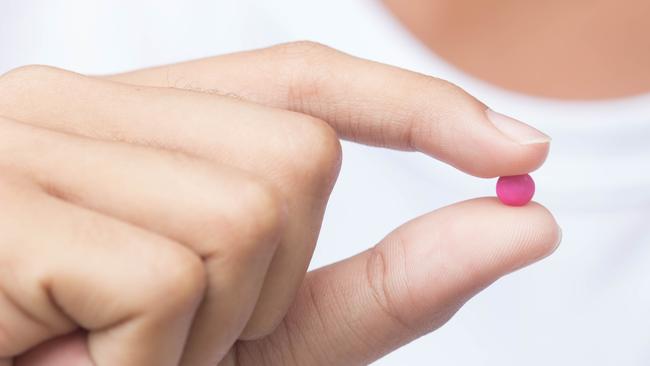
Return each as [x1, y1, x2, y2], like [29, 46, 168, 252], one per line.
[1, 1, 649, 365]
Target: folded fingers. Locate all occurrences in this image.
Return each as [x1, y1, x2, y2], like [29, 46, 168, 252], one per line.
[0, 66, 340, 339]
[0, 116, 285, 364]
[0, 174, 204, 366]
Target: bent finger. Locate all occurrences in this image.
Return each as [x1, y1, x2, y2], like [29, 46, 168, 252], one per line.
[0, 116, 283, 364]
[0, 176, 204, 366]
[0, 66, 336, 339]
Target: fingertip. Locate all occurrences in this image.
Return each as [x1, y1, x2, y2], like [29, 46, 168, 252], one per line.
[479, 109, 551, 177]
[464, 197, 561, 269]
[517, 200, 562, 262]
[414, 99, 551, 178]
[401, 197, 560, 293]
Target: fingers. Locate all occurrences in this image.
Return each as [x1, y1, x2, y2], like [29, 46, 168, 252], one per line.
[0, 61, 551, 339]
[0, 116, 284, 364]
[108, 41, 550, 177]
[0, 52, 554, 355]
[0, 116, 284, 258]
[0, 176, 205, 366]
[233, 198, 561, 366]
[0, 66, 340, 338]
[0, 64, 342, 196]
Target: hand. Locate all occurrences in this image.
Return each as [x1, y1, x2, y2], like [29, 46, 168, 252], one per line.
[0, 42, 560, 365]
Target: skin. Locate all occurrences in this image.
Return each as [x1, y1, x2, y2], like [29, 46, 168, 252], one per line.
[383, 0, 650, 99]
[0, 42, 560, 365]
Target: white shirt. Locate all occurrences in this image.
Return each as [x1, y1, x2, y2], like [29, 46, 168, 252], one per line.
[2, 1, 650, 365]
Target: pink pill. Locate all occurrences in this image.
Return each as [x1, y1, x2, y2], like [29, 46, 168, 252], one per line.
[496, 174, 535, 206]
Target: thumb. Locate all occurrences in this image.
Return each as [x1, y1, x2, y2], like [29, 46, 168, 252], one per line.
[233, 198, 561, 365]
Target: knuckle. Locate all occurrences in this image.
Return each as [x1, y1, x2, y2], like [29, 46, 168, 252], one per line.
[0, 65, 75, 119]
[365, 239, 418, 333]
[269, 42, 341, 113]
[284, 116, 342, 193]
[231, 177, 287, 243]
[142, 243, 207, 310]
[0, 64, 65, 87]
[172, 158, 287, 258]
[0, 64, 44, 81]
[196, 173, 287, 260]
[271, 41, 335, 59]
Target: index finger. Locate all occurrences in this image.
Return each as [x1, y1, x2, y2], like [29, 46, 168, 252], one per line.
[109, 41, 551, 177]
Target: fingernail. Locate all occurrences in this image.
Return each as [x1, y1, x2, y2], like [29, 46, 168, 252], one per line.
[486, 109, 551, 145]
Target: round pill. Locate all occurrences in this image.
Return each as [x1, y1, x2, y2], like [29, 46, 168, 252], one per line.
[496, 174, 535, 206]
